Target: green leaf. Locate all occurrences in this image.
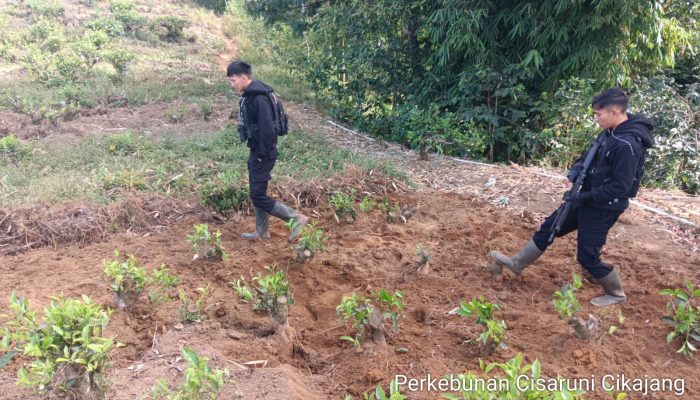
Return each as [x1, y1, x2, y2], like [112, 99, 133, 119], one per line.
[0, 350, 18, 369]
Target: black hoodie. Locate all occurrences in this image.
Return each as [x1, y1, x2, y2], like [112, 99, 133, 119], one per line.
[240, 80, 278, 159]
[579, 114, 654, 211]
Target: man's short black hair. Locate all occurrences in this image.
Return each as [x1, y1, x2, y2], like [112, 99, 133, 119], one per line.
[227, 60, 252, 77]
[591, 88, 628, 111]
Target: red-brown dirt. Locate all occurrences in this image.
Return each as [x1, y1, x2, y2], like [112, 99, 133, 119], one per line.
[0, 188, 698, 399]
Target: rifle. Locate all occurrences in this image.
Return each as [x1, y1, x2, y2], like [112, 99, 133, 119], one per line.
[547, 140, 601, 243]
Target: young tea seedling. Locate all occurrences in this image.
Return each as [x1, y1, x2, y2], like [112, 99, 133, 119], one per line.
[178, 285, 212, 323]
[103, 250, 148, 310]
[147, 265, 181, 304]
[359, 195, 375, 213]
[230, 277, 254, 303]
[329, 188, 358, 224]
[251, 265, 294, 327]
[151, 346, 229, 400]
[415, 244, 432, 272]
[287, 220, 328, 263]
[660, 280, 700, 357]
[553, 274, 583, 320]
[0, 293, 114, 399]
[186, 224, 226, 262]
[336, 289, 405, 348]
[457, 296, 507, 353]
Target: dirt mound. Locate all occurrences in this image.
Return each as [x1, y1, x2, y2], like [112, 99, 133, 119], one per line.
[0, 194, 205, 255]
[0, 189, 697, 399]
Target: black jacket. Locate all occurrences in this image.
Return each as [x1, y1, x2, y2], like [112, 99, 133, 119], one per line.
[577, 114, 654, 211]
[240, 80, 278, 159]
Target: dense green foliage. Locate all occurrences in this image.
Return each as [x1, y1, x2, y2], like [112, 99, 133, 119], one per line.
[245, 0, 700, 193]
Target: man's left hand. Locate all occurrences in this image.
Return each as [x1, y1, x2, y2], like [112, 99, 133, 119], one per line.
[563, 190, 592, 208]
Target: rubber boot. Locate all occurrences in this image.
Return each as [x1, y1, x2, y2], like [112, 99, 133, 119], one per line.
[590, 269, 626, 307]
[241, 207, 270, 239]
[269, 202, 309, 242]
[488, 239, 543, 276]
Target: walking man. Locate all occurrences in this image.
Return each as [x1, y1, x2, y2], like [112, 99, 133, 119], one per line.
[488, 88, 654, 307]
[227, 60, 308, 241]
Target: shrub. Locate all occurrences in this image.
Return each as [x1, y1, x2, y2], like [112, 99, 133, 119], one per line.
[1, 293, 114, 399]
[151, 16, 188, 42]
[27, 0, 65, 18]
[553, 274, 583, 320]
[200, 172, 249, 213]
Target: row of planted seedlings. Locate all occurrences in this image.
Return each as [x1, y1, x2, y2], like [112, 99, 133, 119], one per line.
[0, 221, 251, 399]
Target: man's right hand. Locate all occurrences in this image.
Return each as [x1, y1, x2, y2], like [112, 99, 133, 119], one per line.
[567, 165, 583, 183]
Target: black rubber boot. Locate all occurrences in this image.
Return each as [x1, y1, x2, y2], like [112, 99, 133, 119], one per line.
[269, 202, 309, 242]
[241, 207, 270, 239]
[590, 269, 626, 307]
[487, 239, 544, 275]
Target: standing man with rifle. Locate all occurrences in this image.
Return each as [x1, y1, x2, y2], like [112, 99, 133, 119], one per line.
[487, 88, 654, 307]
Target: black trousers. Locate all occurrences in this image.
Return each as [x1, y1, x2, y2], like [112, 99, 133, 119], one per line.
[532, 203, 623, 279]
[247, 154, 277, 213]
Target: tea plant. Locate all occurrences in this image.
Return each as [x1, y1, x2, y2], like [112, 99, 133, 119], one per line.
[287, 220, 328, 262]
[103, 250, 148, 310]
[151, 347, 229, 400]
[415, 244, 432, 271]
[457, 296, 507, 351]
[359, 195, 375, 212]
[230, 277, 254, 303]
[380, 196, 406, 223]
[442, 353, 585, 399]
[336, 293, 373, 348]
[187, 224, 226, 261]
[0, 293, 114, 399]
[363, 380, 407, 400]
[660, 280, 700, 357]
[336, 289, 405, 347]
[147, 265, 181, 304]
[553, 274, 583, 320]
[329, 188, 357, 224]
[234, 266, 294, 327]
[178, 285, 212, 323]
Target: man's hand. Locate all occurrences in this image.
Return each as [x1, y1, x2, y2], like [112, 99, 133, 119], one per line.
[567, 165, 583, 183]
[563, 190, 592, 208]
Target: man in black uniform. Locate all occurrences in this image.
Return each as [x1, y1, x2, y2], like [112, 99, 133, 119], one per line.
[488, 88, 654, 307]
[227, 60, 308, 241]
